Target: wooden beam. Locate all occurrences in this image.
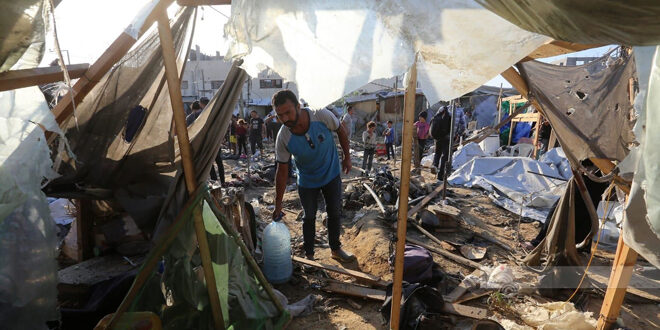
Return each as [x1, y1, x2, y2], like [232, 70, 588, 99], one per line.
[50, 0, 174, 127]
[407, 184, 443, 218]
[0, 64, 89, 91]
[177, 0, 231, 5]
[521, 40, 604, 62]
[156, 8, 225, 330]
[444, 269, 483, 302]
[597, 234, 639, 329]
[390, 57, 418, 330]
[75, 199, 94, 261]
[292, 256, 389, 287]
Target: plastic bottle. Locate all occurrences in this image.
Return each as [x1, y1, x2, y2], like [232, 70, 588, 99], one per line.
[262, 213, 292, 284]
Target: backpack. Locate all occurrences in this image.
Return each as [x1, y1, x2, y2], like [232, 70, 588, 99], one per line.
[430, 113, 445, 140]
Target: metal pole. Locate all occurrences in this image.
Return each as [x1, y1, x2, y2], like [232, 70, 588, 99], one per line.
[389, 56, 417, 330]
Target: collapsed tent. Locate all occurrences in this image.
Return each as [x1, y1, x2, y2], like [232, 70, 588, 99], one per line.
[448, 148, 572, 221]
[224, 0, 551, 109]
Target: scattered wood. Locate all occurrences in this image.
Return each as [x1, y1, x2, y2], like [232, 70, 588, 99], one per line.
[363, 183, 387, 215]
[322, 281, 386, 301]
[293, 256, 389, 287]
[444, 269, 483, 303]
[322, 279, 487, 320]
[407, 235, 487, 271]
[454, 289, 492, 305]
[407, 184, 444, 218]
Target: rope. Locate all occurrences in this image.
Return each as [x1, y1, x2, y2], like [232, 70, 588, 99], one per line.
[47, 0, 78, 130]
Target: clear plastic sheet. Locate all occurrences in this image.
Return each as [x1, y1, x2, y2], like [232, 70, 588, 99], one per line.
[622, 46, 660, 269]
[224, 0, 550, 108]
[0, 0, 48, 72]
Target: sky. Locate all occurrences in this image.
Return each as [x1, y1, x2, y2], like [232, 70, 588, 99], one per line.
[43, 2, 613, 90]
[42, 1, 231, 66]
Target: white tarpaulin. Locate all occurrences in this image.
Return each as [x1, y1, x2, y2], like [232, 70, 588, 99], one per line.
[448, 148, 572, 221]
[452, 142, 487, 169]
[224, 0, 551, 108]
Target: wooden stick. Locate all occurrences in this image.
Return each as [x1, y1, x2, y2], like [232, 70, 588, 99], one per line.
[407, 236, 486, 271]
[390, 57, 417, 330]
[407, 184, 443, 218]
[292, 256, 389, 287]
[444, 269, 483, 303]
[363, 183, 387, 215]
[156, 10, 224, 329]
[0, 63, 89, 91]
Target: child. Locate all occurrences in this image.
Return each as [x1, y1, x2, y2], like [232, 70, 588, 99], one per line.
[236, 119, 248, 158]
[362, 121, 377, 175]
[413, 112, 430, 165]
[229, 115, 238, 154]
[383, 120, 395, 160]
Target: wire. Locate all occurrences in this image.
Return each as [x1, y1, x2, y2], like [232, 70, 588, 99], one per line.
[207, 5, 230, 19]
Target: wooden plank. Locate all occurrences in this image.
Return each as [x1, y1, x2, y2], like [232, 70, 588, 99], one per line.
[511, 112, 541, 122]
[75, 199, 94, 261]
[391, 56, 418, 330]
[548, 127, 557, 150]
[323, 281, 387, 301]
[522, 40, 604, 62]
[444, 269, 483, 303]
[292, 256, 388, 287]
[407, 184, 443, 218]
[0, 63, 89, 91]
[597, 235, 640, 329]
[442, 303, 487, 319]
[453, 289, 492, 305]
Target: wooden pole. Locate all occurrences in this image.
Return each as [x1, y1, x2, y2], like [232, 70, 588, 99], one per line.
[496, 83, 503, 125]
[442, 100, 456, 199]
[390, 56, 417, 330]
[157, 10, 225, 329]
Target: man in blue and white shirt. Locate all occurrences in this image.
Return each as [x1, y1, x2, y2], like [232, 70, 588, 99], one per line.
[272, 90, 355, 262]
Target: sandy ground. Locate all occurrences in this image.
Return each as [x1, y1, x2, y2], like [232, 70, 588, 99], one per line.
[224, 143, 660, 329]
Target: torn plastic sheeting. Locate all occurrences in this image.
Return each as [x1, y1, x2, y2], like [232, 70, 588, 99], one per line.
[224, 0, 551, 109]
[448, 148, 572, 221]
[621, 46, 660, 269]
[452, 142, 487, 170]
[123, 0, 160, 40]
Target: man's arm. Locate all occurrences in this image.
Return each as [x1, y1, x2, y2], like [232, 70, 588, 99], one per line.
[273, 161, 288, 219]
[336, 124, 352, 174]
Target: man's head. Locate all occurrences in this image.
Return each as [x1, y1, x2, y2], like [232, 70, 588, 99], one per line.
[238, 119, 246, 126]
[199, 97, 209, 108]
[272, 89, 300, 128]
[347, 105, 354, 115]
[418, 111, 427, 122]
[439, 105, 447, 113]
[191, 101, 201, 112]
[367, 121, 376, 132]
[387, 120, 393, 128]
[250, 110, 258, 118]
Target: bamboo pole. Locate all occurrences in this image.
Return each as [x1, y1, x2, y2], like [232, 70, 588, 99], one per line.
[156, 10, 224, 329]
[390, 56, 417, 330]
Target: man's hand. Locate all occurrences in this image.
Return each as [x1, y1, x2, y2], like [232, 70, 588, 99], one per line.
[342, 154, 352, 174]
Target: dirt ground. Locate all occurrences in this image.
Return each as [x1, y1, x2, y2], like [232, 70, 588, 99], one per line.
[225, 143, 660, 329]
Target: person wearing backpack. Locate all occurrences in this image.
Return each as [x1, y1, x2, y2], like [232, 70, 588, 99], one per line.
[430, 106, 452, 179]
